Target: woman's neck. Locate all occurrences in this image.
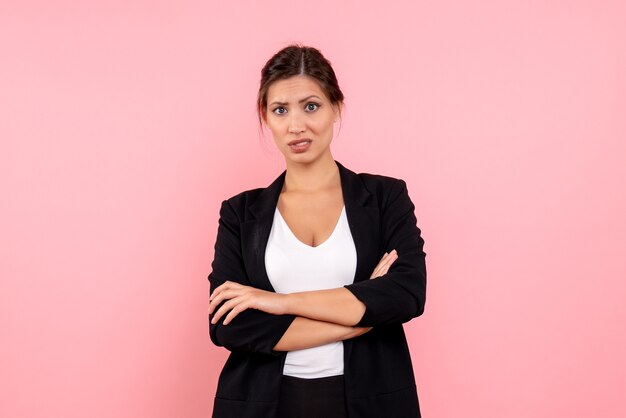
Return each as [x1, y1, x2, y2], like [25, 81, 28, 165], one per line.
[283, 155, 339, 193]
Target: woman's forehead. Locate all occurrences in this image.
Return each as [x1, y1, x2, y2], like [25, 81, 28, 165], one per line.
[267, 76, 327, 103]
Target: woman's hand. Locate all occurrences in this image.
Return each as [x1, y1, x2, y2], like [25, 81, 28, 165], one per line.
[209, 281, 288, 325]
[369, 249, 398, 279]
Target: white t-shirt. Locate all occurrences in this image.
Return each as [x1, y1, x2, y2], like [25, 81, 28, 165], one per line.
[264, 205, 357, 379]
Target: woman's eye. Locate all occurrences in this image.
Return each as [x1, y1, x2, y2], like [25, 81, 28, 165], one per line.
[305, 103, 319, 112]
[273, 107, 287, 115]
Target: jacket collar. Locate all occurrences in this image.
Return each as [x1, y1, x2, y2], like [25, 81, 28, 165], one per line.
[241, 159, 380, 292]
[247, 159, 374, 219]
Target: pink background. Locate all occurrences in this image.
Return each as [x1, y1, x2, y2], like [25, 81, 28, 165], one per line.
[2, 1, 625, 417]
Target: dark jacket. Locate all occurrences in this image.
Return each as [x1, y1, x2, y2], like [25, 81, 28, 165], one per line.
[208, 159, 427, 418]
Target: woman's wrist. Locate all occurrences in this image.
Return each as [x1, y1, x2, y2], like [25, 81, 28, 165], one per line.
[282, 293, 296, 316]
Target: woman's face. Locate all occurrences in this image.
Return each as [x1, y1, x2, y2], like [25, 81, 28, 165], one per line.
[262, 75, 340, 164]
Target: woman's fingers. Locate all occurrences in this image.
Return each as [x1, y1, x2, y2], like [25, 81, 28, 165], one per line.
[209, 289, 237, 314]
[210, 280, 240, 301]
[369, 249, 398, 279]
[209, 282, 285, 323]
[222, 303, 248, 325]
[383, 250, 398, 270]
[372, 251, 393, 277]
[209, 281, 245, 314]
[370, 252, 389, 277]
[209, 287, 237, 313]
[211, 297, 240, 324]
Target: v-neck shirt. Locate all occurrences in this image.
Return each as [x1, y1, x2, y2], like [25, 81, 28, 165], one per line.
[264, 205, 358, 379]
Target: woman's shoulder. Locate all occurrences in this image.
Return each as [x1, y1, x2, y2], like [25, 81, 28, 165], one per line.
[223, 186, 264, 201]
[357, 169, 404, 186]
[219, 186, 265, 213]
[339, 160, 402, 184]
[354, 168, 408, 198]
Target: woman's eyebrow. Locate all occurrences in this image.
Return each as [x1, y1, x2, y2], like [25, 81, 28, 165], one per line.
[269, 95, 321, 106]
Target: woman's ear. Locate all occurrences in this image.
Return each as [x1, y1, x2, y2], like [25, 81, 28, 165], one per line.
[259, 109, 267, 125]
[333, 102, 342, 122]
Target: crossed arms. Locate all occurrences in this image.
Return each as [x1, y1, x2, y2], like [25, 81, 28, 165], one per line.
[207, 179, 426, 356]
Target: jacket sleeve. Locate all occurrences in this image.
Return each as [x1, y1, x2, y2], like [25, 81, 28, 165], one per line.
[208, 199, 297, 356]
[343, 178, 427, 327]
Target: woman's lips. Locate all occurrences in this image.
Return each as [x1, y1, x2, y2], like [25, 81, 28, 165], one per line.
[288, 139, 312, 153]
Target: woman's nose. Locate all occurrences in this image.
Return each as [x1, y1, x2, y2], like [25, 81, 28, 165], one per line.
[287, 113, 305, 134]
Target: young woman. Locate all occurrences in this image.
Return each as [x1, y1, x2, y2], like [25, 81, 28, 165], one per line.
[208, 44, 427, 418]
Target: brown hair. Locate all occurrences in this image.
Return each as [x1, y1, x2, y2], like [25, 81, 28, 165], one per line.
[257, 44, 345, 127]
